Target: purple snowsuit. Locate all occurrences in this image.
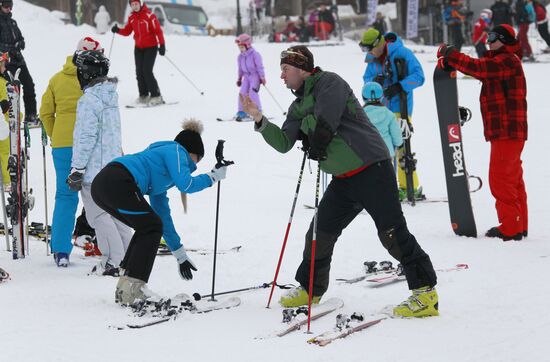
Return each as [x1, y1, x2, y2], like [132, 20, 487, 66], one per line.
[237, 47, 265, 112]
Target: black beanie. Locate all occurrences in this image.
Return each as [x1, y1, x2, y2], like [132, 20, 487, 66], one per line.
[174, 120, 204, 158]
[491, 24, 517, 45]
[280, 46, 314, 72]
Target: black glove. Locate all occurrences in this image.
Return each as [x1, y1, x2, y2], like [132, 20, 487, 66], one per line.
[158, 44, 165, 56]
[66, 168, 84, 192]
[111, 24, 120, 33]
[297, 130, 310, 152]
[0, 99, 10, 113]
[308, 118, 334, 161]
[179, 259, 198, 280]
[15, 40, 25, 51]
[383, 83, 403, 99]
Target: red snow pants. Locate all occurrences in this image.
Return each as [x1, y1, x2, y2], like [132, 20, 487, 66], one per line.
[489, 140, 528, 237]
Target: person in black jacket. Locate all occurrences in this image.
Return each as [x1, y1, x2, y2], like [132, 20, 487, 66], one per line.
[490, 0, 514, 26]
[0, 0, 38, 126]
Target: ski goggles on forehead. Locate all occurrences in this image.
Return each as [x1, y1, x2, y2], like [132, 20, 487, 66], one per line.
[487, 31, 503, 44]
[280, 50, 308, 65]
[359, 33, 382, 52]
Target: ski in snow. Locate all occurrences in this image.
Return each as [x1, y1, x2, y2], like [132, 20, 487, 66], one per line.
[125, 101, 179, 109]
[366, 263, 469, 287]
[308, 314, 385, 346]
[336, 260, 398, 284]
[157, 245, 242, 256]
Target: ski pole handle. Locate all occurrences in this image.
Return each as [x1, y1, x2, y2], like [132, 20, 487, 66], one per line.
[215, 139, 234, 169]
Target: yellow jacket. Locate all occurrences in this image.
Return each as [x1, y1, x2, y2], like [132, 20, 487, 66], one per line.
[0, 75, 8, 183]
[39, 56, 83, 148]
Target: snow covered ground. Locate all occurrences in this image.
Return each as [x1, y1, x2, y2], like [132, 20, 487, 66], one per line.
[1, 1, 550, 361]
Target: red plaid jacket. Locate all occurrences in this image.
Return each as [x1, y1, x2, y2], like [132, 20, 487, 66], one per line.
[446, 44, 527, 141]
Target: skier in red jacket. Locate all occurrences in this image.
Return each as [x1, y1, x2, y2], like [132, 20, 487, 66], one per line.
[437, 24, 528, 241]
[112, 0, 166, 106]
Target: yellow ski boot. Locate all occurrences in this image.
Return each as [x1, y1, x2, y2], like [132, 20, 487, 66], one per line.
[279, 287, 321, 308]
[393, 287, 439, 318]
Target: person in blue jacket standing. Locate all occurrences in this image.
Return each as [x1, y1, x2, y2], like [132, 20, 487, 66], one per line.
[361, 28, 425, 201]
[90, 120, 229, 305]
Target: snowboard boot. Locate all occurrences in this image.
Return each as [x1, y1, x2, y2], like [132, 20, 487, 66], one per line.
[136, 96, 149, 104]
[234, 111, 251, 122]
[279, 286, 321, 308]
[399, 187, 426, 202]
[90, 261, 120, 277]
[54, 253, 70, 267]
[393, 287, 439, 318]
[485, 227, 523, 241]
[148, 96, 165, 106]
[24, 114, 41, 128]
[115, 275, 159, 306]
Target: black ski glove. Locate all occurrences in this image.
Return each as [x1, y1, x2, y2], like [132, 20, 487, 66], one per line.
[297, 130, 310, 152]
[308, 118, 334, 161]
[173, 246, 198, 281]
[111, 24, 120, 33]
[0, 99, 10, 113]
[383, 83, 403, 99]
[15, 40, 25, 51]
[158, 44, 166, 56]
[66, 168, 84, 192]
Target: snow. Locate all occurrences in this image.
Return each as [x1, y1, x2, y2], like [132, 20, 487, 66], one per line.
[1, 1, 550, 361]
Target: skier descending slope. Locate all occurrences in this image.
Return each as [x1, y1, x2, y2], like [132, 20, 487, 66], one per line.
[90, 120, 230, 305]
[242, 46, 438, 318]
[437, 24, 528, 241]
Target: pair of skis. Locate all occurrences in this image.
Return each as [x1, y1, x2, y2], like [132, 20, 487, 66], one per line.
[156, 244, 242, 256]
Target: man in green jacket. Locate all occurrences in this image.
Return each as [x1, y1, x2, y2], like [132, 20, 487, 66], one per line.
[39, 37, 102, 267]
[242, 45, 438, 318]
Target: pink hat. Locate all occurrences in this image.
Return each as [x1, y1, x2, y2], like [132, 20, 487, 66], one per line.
[76, 37, 103, 52]
[235, 33, 252, 48]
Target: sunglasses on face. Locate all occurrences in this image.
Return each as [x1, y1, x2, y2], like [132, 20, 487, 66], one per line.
[359, 33, 382, 52]
[280, 50, 308, 66]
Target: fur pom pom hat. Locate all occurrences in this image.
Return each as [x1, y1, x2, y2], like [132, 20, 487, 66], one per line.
[174, 119, 205, 159]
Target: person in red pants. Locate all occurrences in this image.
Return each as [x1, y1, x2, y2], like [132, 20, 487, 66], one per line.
[437, 24, 528, 241]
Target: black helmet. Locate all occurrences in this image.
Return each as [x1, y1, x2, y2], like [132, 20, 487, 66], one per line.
[73, 50, 110, 89]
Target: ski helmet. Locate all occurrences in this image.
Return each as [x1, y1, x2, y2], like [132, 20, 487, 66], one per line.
[480, 9, 492, 21]
[235, 33, 252, 48]
[362, 82, 384, 103]
[73, 50, 110, 89]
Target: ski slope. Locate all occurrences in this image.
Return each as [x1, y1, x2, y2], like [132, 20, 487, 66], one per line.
[1, 2, 549, 361]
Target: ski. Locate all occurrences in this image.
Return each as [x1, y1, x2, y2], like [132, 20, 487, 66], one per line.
[157, 245, 242, 256]
[0, 222, 50, 242]
[216, 116, 273, 122]
[433, 67, 478, 237]
[125, 101, 179, 109]
[308, 314, 385, 346]
[366, 263, 469, 287]
[336, 260, 398, 284]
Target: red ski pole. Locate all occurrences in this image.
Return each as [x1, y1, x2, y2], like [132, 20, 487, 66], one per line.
[266, 152, 307, 308]
[307, 163, 321, 333]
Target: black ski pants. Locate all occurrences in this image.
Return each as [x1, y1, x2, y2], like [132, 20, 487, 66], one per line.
[295, 160, 437, 296]
[475, 42, 487, 58]
[134, 46, 161, 98]
[6, 60, 37, 117]
[91, 163, 162, 283]
[537, 22, 550, 48]
[449, 24, 464, 52]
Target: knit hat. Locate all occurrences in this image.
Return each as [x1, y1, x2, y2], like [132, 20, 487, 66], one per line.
[1, 1, 13, 8]
[360, 28, 385, 50]
[489, 24, 517, 45]
[76, 37, 103, 52]
[280, 46, 314, 72]
[174, 119, 205, 159]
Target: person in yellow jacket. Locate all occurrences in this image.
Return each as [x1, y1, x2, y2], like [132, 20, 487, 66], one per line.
[0, 52, 14, 188]
[39, 37, 103, 266]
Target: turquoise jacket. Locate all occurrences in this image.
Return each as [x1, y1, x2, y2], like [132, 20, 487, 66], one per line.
[364, 104, 403, 157]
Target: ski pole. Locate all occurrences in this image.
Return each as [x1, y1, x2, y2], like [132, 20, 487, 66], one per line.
[108, 32, 115, 59]
[266, 151, 307, 308]
[41, 124, 50, 255]
[0, 159, 9, 251]
[209, 140, 234, 302]
[262, 85, 287, 116]
[307, 163, 321, 333]
[164, 55, 205, 96]
[194, 282, 293, 301]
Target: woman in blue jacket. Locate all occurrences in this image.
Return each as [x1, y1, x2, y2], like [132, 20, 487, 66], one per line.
[91, 120, 229, 305]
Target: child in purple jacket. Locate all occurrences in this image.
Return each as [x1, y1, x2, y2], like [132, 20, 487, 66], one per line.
[235, 34, 265, 121]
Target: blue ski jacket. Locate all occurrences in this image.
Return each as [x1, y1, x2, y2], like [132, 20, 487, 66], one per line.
[363, 33, 425, 116]
[113, 141, 213, 251]
[363, 104, 403, 157]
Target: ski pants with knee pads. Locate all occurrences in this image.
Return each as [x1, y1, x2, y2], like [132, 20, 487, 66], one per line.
[295, 160, 437, 296]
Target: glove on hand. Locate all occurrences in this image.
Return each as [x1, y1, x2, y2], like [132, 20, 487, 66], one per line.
[297, 130, 310, 152]
[236, 79, 242, 87]
[260, 77, 266, 85]
[0, 99, 10, 113]
[111, 24, 120, 33]
[66, 168, 85, 192]
[158, 44, 166, 56]
[173, 246, 198, 280]
[308, 119, 334, 161]
[383, 83, 403, 99]
[436, 44, 456, 71]
[208, 165, 228, 184]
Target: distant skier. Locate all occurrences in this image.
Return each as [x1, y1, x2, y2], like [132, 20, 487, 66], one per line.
[0, 0, 39, 126]
[361, 28, 425, 201]
[94, 5, 111, 35]
[444, 0, 467, 52]
[39, 37, 103, 267]
[90, 120, 230, 305]
[473, 9, 493, 58]
[243, 46, 438, 318]
[235, 33, 265, 122]
[66, 50, 133, 275]
[112, 0, 165, 106]
[437, 24, 528, 241]
[362, 81, 403, 160]
[533, 0, 550, 52]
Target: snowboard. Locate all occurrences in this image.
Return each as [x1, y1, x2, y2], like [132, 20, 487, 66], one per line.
[433, 67, 477, 237]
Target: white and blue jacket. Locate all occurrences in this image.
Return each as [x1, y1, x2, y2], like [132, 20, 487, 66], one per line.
[113, 141, 213, 251]
[363, 104, 403, 158]
[72, 79, 123, 184]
